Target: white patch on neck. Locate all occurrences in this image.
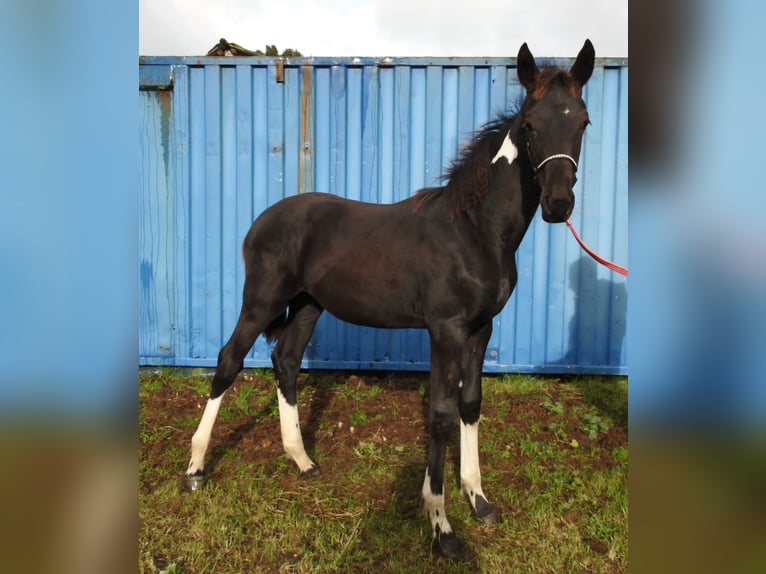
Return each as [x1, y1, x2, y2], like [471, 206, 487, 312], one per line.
[491, 130, 518, 165]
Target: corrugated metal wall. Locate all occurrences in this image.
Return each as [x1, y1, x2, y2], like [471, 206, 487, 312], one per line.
[139, 56, 628, 374]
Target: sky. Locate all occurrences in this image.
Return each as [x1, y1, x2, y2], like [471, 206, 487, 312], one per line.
[139, 0, 628, 58]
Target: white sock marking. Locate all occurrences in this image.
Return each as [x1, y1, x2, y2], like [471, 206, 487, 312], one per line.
[491, 130, 518, 165]
[277, 388, 315, 472]
[187, 394, 224, 475]
[460, 420, 487, 507]
[422, 469, 453, 537]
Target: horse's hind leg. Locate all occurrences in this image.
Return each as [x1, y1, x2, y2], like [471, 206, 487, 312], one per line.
[271, 295, 323, 477]
[184, 301, 282, 490]
[458, 322, 495, 524]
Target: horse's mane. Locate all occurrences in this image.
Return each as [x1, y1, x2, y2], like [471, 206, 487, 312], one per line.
[411, 113, 516, 219]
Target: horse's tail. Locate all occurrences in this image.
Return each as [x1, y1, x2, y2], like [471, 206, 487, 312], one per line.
[241, 232, 286, 344]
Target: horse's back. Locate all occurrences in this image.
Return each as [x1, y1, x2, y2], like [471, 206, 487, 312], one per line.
[240, 192, 433, 327]
[244, 192, 415, 249]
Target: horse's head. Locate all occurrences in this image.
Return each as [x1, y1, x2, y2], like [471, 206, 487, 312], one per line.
[517, 40, 595, 223]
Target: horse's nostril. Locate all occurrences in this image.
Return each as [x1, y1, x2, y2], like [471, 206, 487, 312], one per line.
[542, 191, 574, 223]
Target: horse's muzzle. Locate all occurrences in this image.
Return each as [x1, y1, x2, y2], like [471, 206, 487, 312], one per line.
[541, 188, 575, 223]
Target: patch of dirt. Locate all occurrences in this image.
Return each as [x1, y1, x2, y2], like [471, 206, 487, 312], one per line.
[582, 536, 610, 555]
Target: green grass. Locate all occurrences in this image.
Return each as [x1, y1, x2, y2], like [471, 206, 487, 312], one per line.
[140, 370, 627, 573]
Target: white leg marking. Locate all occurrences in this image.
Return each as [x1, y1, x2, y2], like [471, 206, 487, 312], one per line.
[187, 394, 224, 475]
[277, 388, 315, 473]
[422, 469, 453, 537]
[491, 130, 518, 165]
[460, 420, 487, 507]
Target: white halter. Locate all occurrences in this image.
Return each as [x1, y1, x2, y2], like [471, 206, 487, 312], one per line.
[533, 153, 578, 174]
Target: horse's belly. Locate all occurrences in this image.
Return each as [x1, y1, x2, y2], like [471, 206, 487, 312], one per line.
[308, 269, 424, 329]
[321, 297, 425, 329]
[328, 306, 425, 330]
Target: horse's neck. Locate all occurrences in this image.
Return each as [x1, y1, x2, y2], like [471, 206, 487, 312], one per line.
[473, 145, 541, 252]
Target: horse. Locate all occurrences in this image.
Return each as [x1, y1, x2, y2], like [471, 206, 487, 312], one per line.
[184, 39, 595, 562]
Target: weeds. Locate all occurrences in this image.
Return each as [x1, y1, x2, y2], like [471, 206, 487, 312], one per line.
[543, 398, 565, 415]
[349, 409, 368, 426]
[582, 412, 611, 440]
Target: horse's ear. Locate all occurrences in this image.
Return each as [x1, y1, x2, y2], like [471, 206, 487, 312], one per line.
[570, 39, 595, 87]
[517, 42, 539, 91]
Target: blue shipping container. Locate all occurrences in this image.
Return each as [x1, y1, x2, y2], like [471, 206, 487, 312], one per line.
[139, 55, 628, 374]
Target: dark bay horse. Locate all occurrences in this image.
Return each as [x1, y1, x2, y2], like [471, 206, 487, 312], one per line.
[185, 40, 595, 562]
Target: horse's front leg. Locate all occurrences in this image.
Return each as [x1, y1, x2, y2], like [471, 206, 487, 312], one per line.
[423, 321, 475, 562]
[459, 322, 496, 524]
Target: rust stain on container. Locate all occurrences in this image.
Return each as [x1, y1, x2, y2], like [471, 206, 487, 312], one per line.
[298, 63, 313, 194]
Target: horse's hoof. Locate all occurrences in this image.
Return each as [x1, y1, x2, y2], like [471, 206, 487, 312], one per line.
[184, 471, 205, 492]
[431, 532, 476, 563]
[299, 463, 320, 479]
[473, 496, 497, 525]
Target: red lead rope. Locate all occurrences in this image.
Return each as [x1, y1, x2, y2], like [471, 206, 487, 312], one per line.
[566, 220, 628, 277]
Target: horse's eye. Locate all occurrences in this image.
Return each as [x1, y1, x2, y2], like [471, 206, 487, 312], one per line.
[523, 121, 536, 137]
[583, 119, 591, 129]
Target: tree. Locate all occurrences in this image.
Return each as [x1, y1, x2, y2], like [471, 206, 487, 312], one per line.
[255, 44, 302, 57]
